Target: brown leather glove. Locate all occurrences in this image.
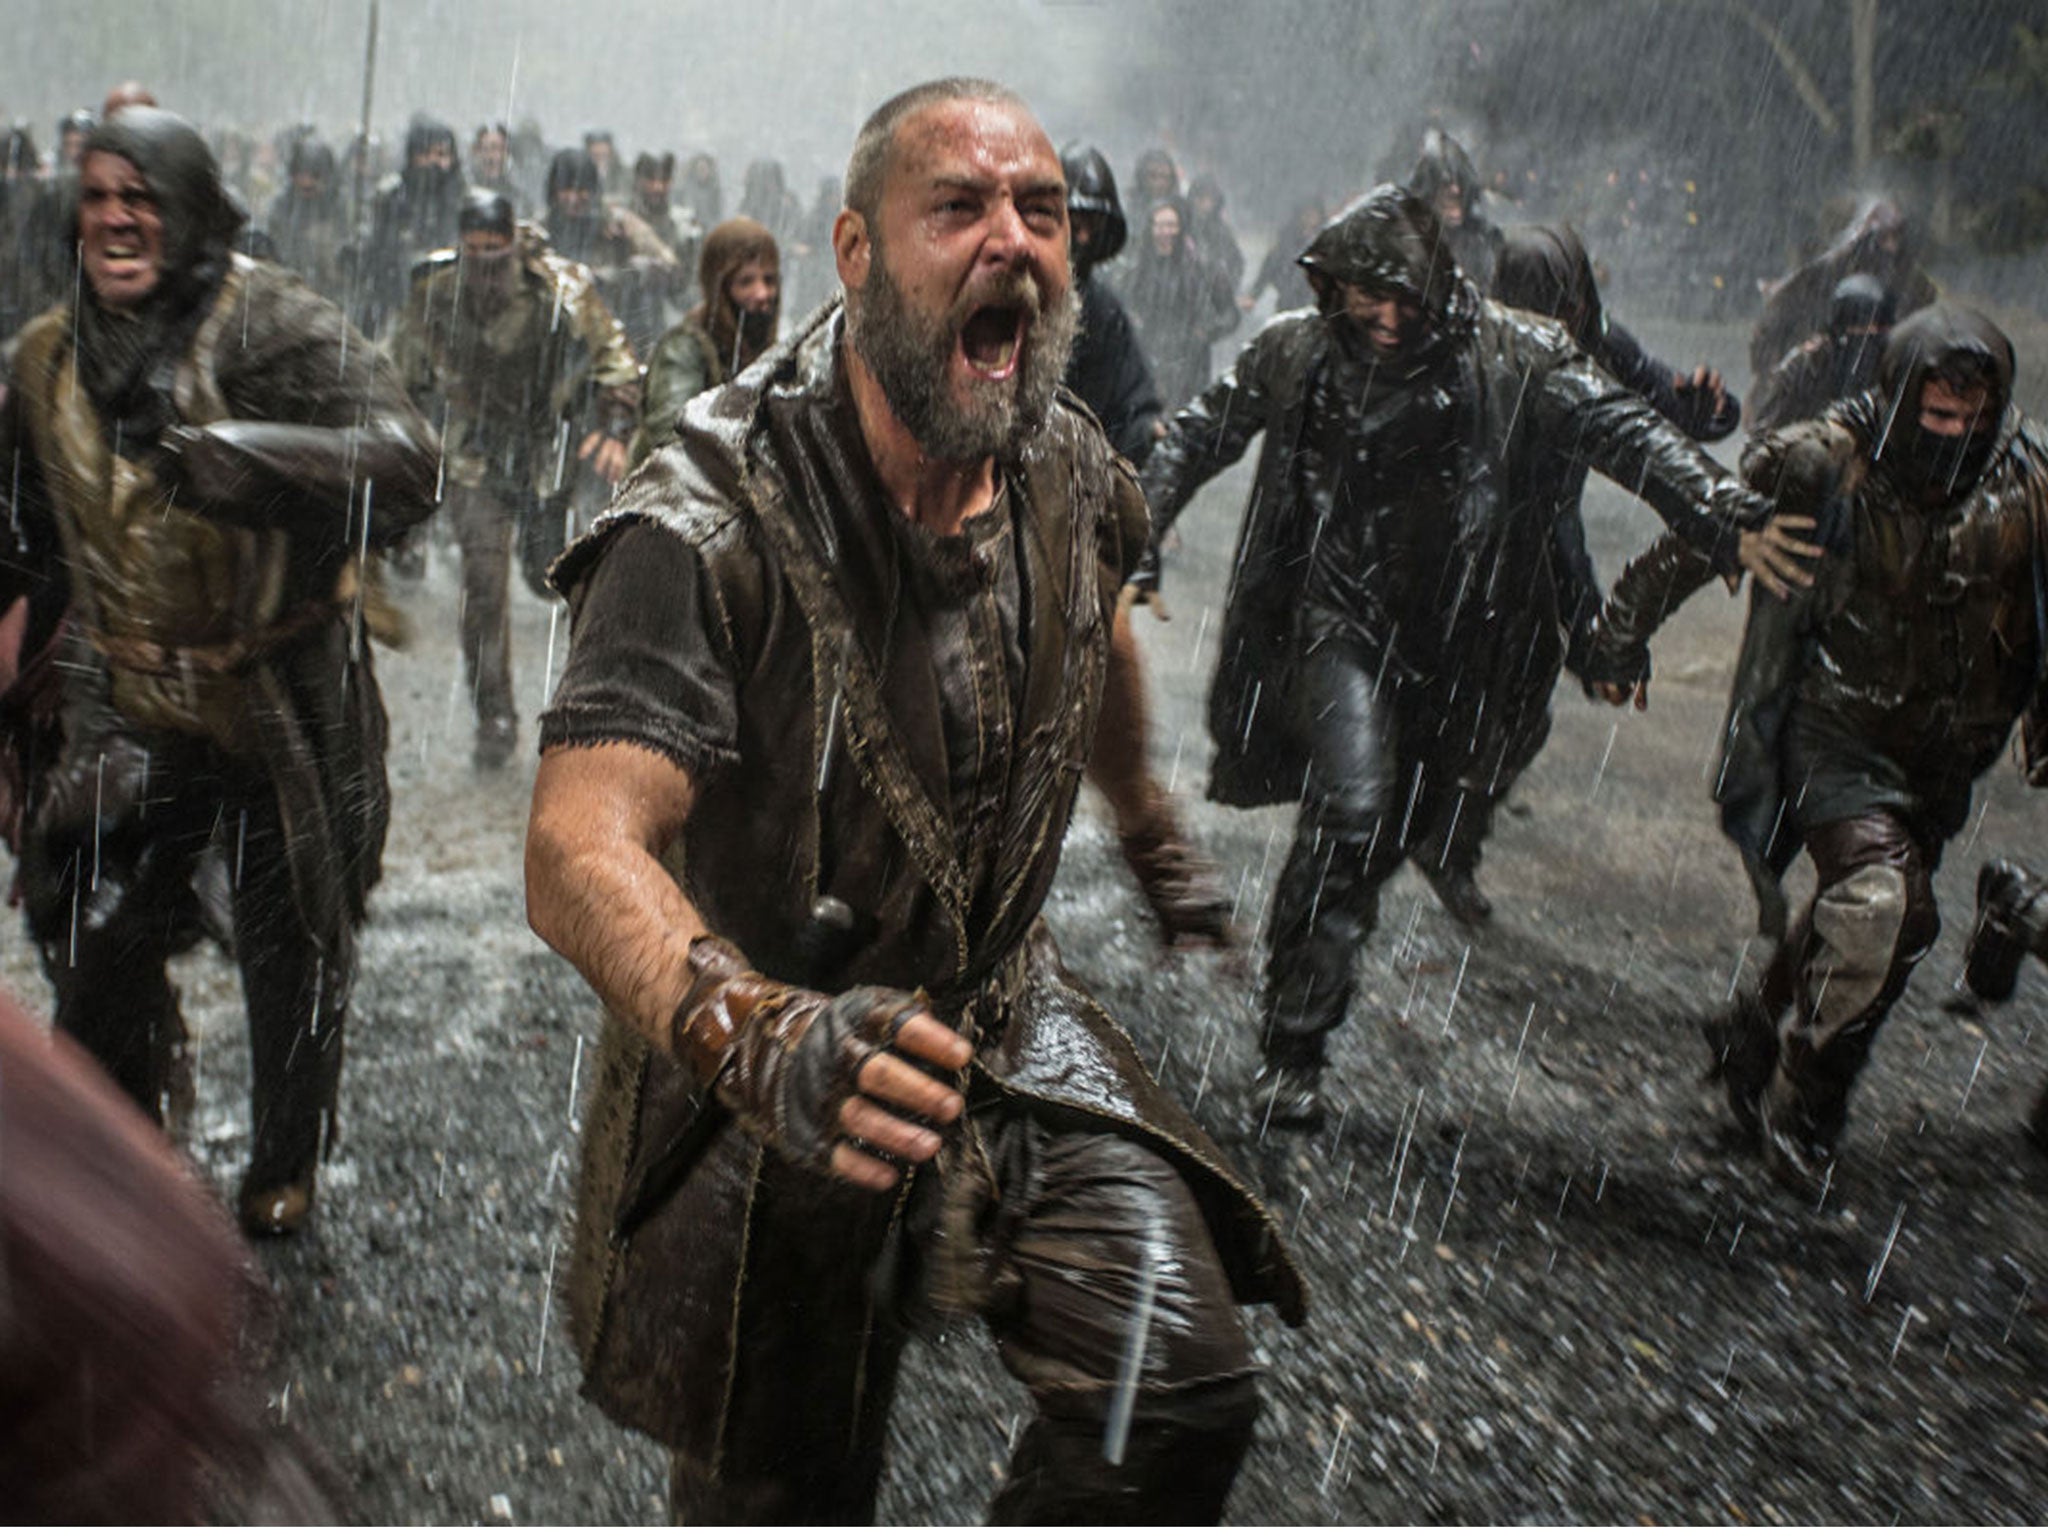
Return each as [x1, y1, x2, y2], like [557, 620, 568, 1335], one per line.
[670, 936, 934, 1174]
[1118, 800, 1236, 949]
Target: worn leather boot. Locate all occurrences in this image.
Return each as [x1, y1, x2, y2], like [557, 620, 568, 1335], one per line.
[1964, 858, 2044, 1004]
[239, 1175, 315, 1238]
[1701, 992, 1778, 1141]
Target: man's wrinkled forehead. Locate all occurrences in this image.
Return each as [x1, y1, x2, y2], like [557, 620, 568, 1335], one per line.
[885, 98, 1062, 202]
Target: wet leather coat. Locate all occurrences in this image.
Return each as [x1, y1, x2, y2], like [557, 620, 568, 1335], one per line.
[0, 255, 438, 950]
[1141, 195, 1766, 809]
[1708, 309, 2048, 933]
[554, 305, 1304, 1460]
[389, 225, 641, 503]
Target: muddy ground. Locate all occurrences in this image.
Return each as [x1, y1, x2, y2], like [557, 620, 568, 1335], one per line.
[10, 318, 2048, 1524]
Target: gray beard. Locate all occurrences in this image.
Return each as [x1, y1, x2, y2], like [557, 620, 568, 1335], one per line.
[846, 246, 1078, 464]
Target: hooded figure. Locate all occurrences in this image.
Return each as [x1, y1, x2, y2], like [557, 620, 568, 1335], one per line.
[544, 145, 679, 355]
[0, 108, 439, 1236]
[1058, 142, 1163, 465]
[1244, 196, 1324, 315]
[736, 157, 802, 247]
[1749, 271, 1900, 432]
[584, 128, 626, 198]
[1139, 185, 1778, 1126]
[1655, 304, 2048, 1189]
[1493, 222, 1739, 440]
[1387, 221, 1743, 914]
[262, 136, 346, 302]
[1750, 197, 1937, 378]
[1408, 127, 1501, 291]
[633, 151, 675, 214]
[545, 146, 605, 260]
[676, 150, 722, 230]
[359, 113, 465, 335]
[1120, 194, 1239, 410]
[629, 215, 780, 465]
[1184, 172, 1244, 290]
[1132, 146, 1181, 205]
[0, 122, 60, 336]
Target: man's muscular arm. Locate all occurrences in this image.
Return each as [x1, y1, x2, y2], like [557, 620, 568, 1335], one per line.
[527, 740, 705, 1041]
[526, 740, 970, 1190]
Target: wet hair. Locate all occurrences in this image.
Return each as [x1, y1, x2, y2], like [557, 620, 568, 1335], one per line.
[843, 77, 1029, 226]
[80, 107, 245, 275]
[546, 147, 601, 201]
[286, 137, 335, 182]
[634, 151, 675, 183]
[403, 114, 457, 162]
[458, 187, 516, 238]
[3, 122, 39, 178]
[1827, 272, 1897, 335]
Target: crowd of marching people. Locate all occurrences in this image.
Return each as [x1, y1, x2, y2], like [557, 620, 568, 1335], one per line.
[2, 68, 2044, 1523]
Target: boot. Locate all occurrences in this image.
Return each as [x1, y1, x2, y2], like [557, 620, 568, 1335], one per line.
[1701, 992, 1778, 1141]
[1422, 860, 1492, 928]
[1250, 1060, 1327, 1132]
[1963, 858, 2044, 1004]
[239, 1173, 316, 1238]
[1756, 1063, 1843, 1198]
[473, 714, 518, 772]
[1119, 803, 1235, 949]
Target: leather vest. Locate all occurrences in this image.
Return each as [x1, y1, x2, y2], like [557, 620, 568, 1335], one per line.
[1805, 457, 2041, 756]
[12, 258, 289, 747]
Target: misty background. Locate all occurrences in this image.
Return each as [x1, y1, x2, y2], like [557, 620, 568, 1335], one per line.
[8, 0, 2044, 320]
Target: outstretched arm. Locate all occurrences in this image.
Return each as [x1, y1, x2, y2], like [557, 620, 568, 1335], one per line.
[1138, 320, 1282, 550]
[1539, 345, 1819, 596]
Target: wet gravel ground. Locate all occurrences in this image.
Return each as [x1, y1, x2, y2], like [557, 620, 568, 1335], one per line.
[9, 320, 2048, 1524]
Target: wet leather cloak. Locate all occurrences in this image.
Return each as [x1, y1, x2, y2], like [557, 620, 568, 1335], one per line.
[1142, 301, 1766, 810]
[551, 306, 1305, 1464]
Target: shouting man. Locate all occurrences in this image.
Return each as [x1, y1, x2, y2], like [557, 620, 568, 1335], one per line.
[528, 78, 1302, 1523]
[0, 110, 437, 1234]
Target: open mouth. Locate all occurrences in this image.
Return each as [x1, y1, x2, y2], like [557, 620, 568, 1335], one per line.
[959, 303, 1025, 381]
[95, 240, 150, 277]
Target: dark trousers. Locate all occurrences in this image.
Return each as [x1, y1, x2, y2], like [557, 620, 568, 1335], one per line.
[22, 720, 349, 1197]
[1756, 809, 1941, 1127]
[666, 1121, 1260, 1525]
[449, 482, 517, 730]
[1261, 638, 1467, 1064]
